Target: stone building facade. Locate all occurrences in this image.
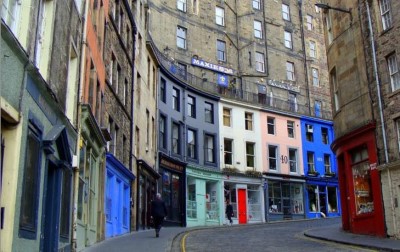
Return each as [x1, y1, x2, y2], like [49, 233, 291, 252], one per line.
[321, 0, 400, 238]
[147, 0, 331, 119]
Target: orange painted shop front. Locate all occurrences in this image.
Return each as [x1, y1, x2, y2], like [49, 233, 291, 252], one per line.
[332, 123, 385, 237]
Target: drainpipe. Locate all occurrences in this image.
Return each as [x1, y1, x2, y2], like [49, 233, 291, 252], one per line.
[365, 2, 388, 163]
[130, 22, 137, 231]
[298, 0, 311, 115]
[234, 0, 242, 97]
[261, 0, 269, 77]
[365, 0, 392, 234]
[71, 0, 89, 250]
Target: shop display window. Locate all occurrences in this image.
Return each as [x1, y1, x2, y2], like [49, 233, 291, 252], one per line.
[291, 184, 304, 214]
[327, 186, 338, 213]
[248, 185, 262, 220]
[307, 185, 318, 212]
[206, 183, 219, 220]
[268, 181, 282, 213]
[187, 183, 197, 218]
[352, 161, 374, 215]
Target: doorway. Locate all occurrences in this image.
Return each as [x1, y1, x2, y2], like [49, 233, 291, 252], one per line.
[238, 189, 247, 224]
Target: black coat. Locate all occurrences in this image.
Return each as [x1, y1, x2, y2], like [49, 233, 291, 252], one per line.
[151, 198, 168, 218]
[225, 204, 233, 217]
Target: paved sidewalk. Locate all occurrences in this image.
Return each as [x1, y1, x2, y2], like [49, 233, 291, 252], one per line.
[304, 224, 400, 251]
[83, 227, 186, 252]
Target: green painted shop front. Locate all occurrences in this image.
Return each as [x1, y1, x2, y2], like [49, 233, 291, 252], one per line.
[186, 166, 223, 227]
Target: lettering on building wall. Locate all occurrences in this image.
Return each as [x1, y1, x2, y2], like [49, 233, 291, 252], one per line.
[160, 158, 184, 173]
[191, 58, 234, 75]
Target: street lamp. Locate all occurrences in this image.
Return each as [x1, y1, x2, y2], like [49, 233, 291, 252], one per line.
[315, 3, 352, 22]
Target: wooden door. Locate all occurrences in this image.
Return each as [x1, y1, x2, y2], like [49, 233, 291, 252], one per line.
[238, 189, 247, 224]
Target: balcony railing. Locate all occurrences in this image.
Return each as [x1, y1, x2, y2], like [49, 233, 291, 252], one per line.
[148, 36, 332, 120]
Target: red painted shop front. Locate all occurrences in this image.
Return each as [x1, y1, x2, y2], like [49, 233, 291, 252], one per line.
[332, 123, 385, 237]
[238, 189, 247, 224]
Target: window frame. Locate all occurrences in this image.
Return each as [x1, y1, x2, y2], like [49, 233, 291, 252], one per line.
[187, 128, 197, 160]
[245, 112, 253, 131]
[223, 107, 231, 127]
[324, 154, 331, 173]
[19, 118, 43, 239]
[268, 145, 278, 171]
[286, 61, 295, 81]
[312, 67, 319, 86]
[216, 6, 225, 26]
[282, 4, 290, 21]
[246, 142, 255, 169]
[289, 148, 297, 173]
[217, 40, 226, 62]
[267, 117, 275, 135]
[284, 31, 292, 49]
[321, 127, 329, 144]
[224, 138, 233, 165]
[177, 0, 187, 12]
[255, 52, 265, 72]
[380, 0, 392, 31]
[172, 87, 180, 111]
[309, 40, 316, 58]
[177, 26, 187, 49]
[253, 0, 261, 10]
[307, 151, 315, 172]
[172, 121, 181, 155]
[287, 121, 294, 138]
[187, 95, 196, 118]
[387, 53, 400, 92]
[306, 15, 313, 30]
[254, 20, 263, 39]
[204, 133, 216, 164]
[331, 68, 340, 111]
[204, 102, 214, 124]
[159, 114, 167, 149]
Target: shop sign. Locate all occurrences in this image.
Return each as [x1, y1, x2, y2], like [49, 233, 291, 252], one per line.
[160, 158, 184, 173]
[189, 168, 219, 178]
[267, 79, 299, 93]
[191, 58, 234, 75]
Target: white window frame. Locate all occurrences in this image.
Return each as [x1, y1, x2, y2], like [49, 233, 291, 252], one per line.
[204, 134, 215, 163]
[1, 0, 21, 33]
[177, 0, 187, 12]
[255, 52, 265, 72]
[309, 41, 316, 58]
[380, 0, 392, 31]
[216, 6, 225, 26]
[331, 69, 340, 111]
[387, 54, 400, 92]
[307, 152, 315, 172]
[289, 148, 297, 173]
[306, 15, 313, 30]
[282, 4, 290, 21]
[287, 121, 294, 138]
[245, 112, 253, 131]
[312, 68, 319, 86]
[284, 31, 292, 49]
[267, 117, 275, 135]
[286, 61, 295, 81]
[224, 138, 233, 165]
[246, 142, 255, 169]
[268, 145, 278, 171]
[253, 0, 261, 10]
[324, 154, 331, 173]
[177, 26, 187, 49]
[396, 119, 400, 153]
[223, 107, 231, 127]
[254, 20, 263, 39]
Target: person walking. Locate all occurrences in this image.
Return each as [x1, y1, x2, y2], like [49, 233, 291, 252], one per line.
[225, 200, 234, 225]
[151, 193, 168, 237]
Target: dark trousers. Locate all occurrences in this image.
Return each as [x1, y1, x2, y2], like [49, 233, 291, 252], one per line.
[227, 215, 233, 224]
[153, 217, 164, 233]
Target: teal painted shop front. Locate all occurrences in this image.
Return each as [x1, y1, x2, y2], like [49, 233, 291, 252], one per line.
[186, 166, 223, 227]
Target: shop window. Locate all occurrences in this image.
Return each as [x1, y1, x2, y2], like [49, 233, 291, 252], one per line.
[268, 181, 282, 213]
[327, 187, 338, 213]
[307, 185, 318, 212]
[60, 169, 72, 239]
[206, 183, 218, 220]
[291, 184, 304, 214]
[352, 147, 373, 215]
[187, 183, 197, 218]
[248, 185, 261, 221]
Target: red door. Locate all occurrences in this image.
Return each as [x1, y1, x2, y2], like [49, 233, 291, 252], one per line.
[238, 189, 247, 224]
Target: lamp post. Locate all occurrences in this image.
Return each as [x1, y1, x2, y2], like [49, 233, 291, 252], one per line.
[315, 3, 352, 22]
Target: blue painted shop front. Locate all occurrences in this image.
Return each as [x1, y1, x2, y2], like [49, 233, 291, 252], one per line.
[105, 154, 135, 238]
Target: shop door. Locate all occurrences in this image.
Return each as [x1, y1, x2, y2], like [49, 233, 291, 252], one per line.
[238, 189, 247, 224]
